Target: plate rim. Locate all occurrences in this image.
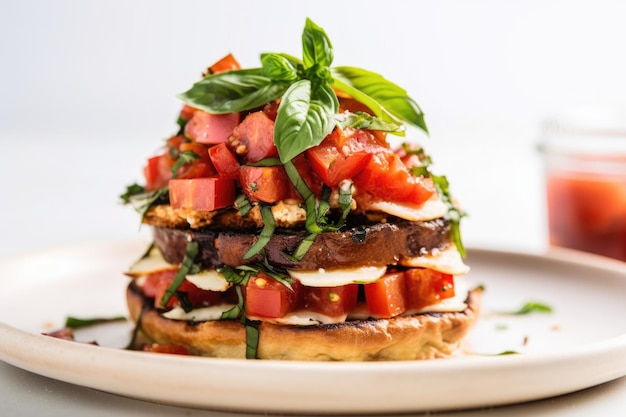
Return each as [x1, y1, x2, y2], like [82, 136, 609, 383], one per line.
[1, 239, 626, 414]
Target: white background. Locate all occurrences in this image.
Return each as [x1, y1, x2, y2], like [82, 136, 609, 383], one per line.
[2, 0, 626, 257]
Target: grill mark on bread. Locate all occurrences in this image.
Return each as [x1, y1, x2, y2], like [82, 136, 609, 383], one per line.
[127, 281, 481, 360]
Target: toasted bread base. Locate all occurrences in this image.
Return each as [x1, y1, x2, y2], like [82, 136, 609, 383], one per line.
[127, 282, 481, 361]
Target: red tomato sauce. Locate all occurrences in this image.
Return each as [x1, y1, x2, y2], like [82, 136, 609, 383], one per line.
[546, 170, 626, 261]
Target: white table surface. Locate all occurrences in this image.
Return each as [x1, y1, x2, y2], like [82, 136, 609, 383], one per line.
[1, 130, 625, 416]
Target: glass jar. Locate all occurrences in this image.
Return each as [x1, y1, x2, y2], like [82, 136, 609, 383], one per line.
[541, 107, 626, 261]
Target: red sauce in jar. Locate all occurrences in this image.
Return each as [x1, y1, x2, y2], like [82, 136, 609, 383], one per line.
[547, 169, 626, 261]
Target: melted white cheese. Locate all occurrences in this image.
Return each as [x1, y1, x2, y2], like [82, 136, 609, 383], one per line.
[400, 244, 470, 275]
[288, 265, 387, 287]
[361, 193, 448, 221]
[185, 270, 231, 292]
[162, 304, 235, 321]
[247, 311, 347, 326]
[125, 246, 177, 278]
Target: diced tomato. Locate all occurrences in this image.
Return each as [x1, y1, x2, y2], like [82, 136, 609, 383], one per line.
[306, 129, 373, 187]
[245, 273, 301, 318]
[208, 142, 240, 180]
[169, 177, 235, 211]
[142, 270, 178, 308]
[179, 104, 197, 122]
[353, 151, 436, 205]
[239, 165, 290, 203]
[262, 100, 280, 121]
[143, 135, 185, 191]
[175, 142, 217, 179]
[142, 270, 223, 309]
[300, 284, 359, 318]
[143, 343, 190, 355]
[338, 97, 374, 115]
[144, 155, 168, 191]
[364, 271, 407, 318]
[290, 154, 324, 199]
[230, 111, 278, 163]
[207, 53, 241, 75]
[184, 111, 240, 145]
[404, 268, 455, 310]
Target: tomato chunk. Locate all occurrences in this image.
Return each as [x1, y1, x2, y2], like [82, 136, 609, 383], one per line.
[364, 271, 407, 318]
[175, 142, 217, 179]
[207, 53, 241, 74]
[184, 111, 240, 145]
[353, 151, 435, 205]
[169, 177, 235, 211]
[143, 343, 189, 355]
[142, 270, 224, 309]
[239, 165, 290, 203]
[230, 111, 278, 163]
[208, 142, 240, 180]
[300, 285, 359, 318]
[143, 135, 184, 191]
[404, 268, 455, 310]
[245, 274, 301, 318]
[306, 129, 373, 186]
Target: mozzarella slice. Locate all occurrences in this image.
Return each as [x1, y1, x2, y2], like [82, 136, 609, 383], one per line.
[125, 246, 177, 278]
[288, 265, 387, 287]
[185, 270, 231, 292]
[162, 304, 235, 321]
[362, 194, 448, 221]
[401, 244, 470, 275]
[248, 311, 347, 326]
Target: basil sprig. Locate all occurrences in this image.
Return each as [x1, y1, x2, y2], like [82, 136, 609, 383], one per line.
[408, 146, 466, 258]
[178, 18, 426, 164]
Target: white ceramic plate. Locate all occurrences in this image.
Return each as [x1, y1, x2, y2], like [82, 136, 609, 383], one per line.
[1, 238, 626, 415]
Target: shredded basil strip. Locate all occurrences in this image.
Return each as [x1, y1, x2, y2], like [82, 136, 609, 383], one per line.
[245, 321, 261, 359]
[127, 186, 169, 220]
[408, 148, 466, 258]
[64, 315, 127, 329]
[243, 205, 276, 259]
[169, 150, 200, 177]
[335, 111, 402, 133]
[220, 285, 245, 320]
[235, 194, 252, 217]
[125, 306, 146, 350]
[160, 241, 201, 307]
[289, 232, 319, 262]
[504, 302, 554, 316]
[119, 183, 145, 204]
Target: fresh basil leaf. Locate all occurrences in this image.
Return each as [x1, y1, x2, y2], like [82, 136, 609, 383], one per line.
[178, 68, 290, 114]
[506, 302, 554, 315]
[288, 232, 319, 262]
[129, 187, 169, 219]
[332, 66, 427, 133]
[170, 150, 200, 177]
[221, 285, 245, 320]
[274, 79, 338, 163]
[429, 173, 466, 257]
[235, 194, 252, 217]
[160, 241, 200, 307]
[120, 183, 145, 204]
[64, 315, 126, 329]
[261, 53, 298, 81]
[302, 17, 333, 70]
[335, 111, 402, 133]
[245, 320, 260, 359]
[402, 143, 432, 166]
[218, 265, 258, 286]
[243, 205, 276, 259]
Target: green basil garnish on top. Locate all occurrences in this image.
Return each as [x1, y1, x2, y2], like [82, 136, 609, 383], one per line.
[178, 18, 427, 164]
